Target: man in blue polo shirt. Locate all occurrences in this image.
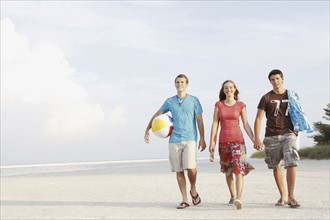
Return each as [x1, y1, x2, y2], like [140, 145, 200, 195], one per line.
[144, 73, 206, 209]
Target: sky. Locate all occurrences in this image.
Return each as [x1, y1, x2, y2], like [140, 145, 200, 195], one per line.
[1, 1, 329, 166]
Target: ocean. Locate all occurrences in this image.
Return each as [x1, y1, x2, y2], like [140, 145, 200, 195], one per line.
[0, 158, 171, 177]
[2, 158, 325, 177]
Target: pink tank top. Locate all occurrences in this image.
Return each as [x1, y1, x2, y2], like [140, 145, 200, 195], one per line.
[215, 101, 245, 143]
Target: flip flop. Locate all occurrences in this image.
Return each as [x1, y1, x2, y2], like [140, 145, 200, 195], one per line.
[275, 199, 288, 206]
[190, 191, 201, 205]
[234, 199, 242, 210]
[177, 202, 189, 209]
[288, 199, 300, 208]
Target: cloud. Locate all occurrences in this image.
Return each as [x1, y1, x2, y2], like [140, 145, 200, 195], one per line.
[1, 2, 327, 165]
[1, 18, 123, 137]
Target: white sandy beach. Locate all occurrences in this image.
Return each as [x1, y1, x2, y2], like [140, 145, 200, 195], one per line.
[1, 158, 329, 220]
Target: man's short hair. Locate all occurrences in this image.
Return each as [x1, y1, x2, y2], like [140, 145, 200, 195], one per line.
[268, 69, 284, 80]
[175, 74, 189, 84]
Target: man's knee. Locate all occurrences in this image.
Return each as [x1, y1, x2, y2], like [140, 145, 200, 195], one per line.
[187, 168, 197, 174]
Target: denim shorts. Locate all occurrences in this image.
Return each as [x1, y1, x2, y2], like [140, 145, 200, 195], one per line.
[263, 133, 299, 169]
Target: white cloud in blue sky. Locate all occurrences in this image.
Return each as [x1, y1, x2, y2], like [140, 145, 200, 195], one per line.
[1, 1, 329, 165]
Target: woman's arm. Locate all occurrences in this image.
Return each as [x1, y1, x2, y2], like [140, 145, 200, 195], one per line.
[241, 107, 255, 144]
[209, 107, 220, 154]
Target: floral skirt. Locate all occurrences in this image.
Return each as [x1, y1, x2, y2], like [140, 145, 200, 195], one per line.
[219, 142, 254, 176]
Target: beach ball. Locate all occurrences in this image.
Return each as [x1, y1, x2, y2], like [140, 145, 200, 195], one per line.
[151, 114, 173, 138]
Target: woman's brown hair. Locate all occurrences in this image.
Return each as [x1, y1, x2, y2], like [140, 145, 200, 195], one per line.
[219, 80, 239, 101]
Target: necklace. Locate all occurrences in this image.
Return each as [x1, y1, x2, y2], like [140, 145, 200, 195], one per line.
[177, 94, 187, 107]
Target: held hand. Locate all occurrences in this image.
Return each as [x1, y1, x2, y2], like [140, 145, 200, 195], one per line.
[254, 145, 264, 151]
[253, 138, 264, 151]
[253, 138, 260, 150]
[253, 144, 259, 151]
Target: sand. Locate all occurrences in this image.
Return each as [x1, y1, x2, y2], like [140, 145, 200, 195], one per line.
[1, 158, 329, 220]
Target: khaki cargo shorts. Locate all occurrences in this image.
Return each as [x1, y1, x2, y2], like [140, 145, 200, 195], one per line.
[168, 141, 197, 172]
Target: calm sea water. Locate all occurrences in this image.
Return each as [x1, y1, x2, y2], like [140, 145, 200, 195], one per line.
[1, 158, 328, 177]
[0, 159, 170, 177]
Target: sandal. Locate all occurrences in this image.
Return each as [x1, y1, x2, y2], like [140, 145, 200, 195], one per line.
[288, 199, 300, 208]
[228, 198, 235, 205]
[177, 202, 189, 209]
[234, 199, 242, 210]
[275, 199, 287, 206]
[190, 191, 201, 205]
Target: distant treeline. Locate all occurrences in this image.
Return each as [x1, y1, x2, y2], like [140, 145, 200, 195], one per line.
[251, 144, 330, 160]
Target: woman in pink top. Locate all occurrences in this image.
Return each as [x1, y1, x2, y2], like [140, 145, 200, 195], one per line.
[209, 80, 255, 210]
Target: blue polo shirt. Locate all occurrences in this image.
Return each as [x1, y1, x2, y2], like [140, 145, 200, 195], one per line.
[159, 94, 203, 143]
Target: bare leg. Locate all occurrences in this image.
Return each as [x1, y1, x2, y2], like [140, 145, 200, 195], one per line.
[273, 167, 287, 202]
[187, 168, 201, 205]
[235, 173, 243, 200]
[232, 173, 244, 210]
[225, 173, 235, 200]
[287, 166, 297, 203]
[187, 168, 197, 195]
[176, 171, 188, 203]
